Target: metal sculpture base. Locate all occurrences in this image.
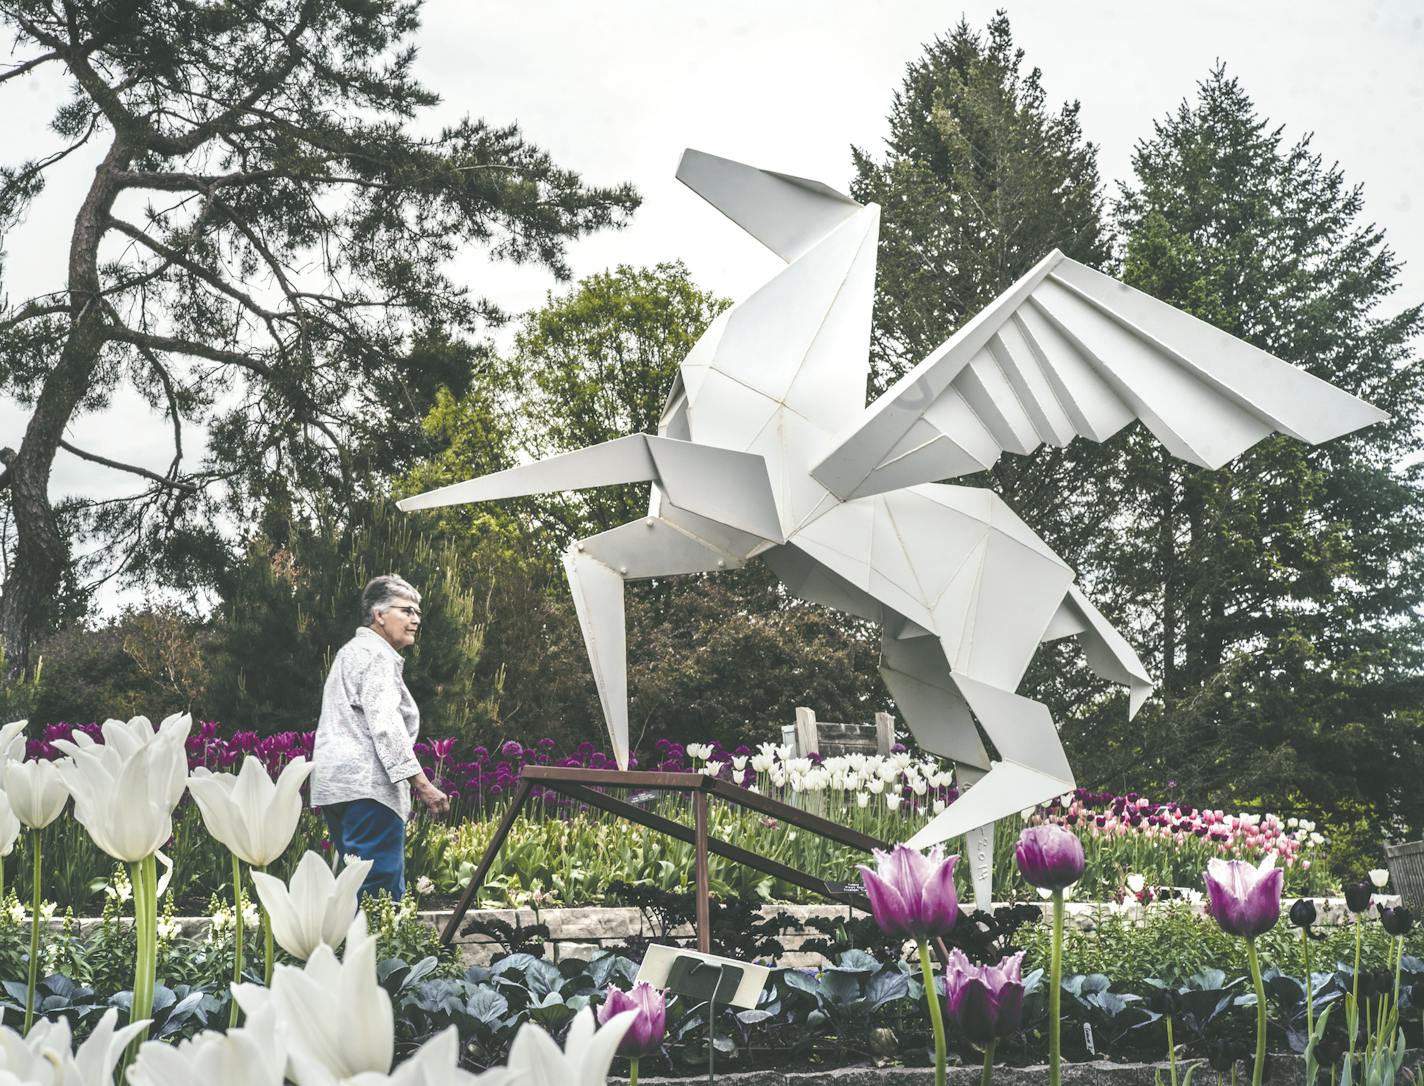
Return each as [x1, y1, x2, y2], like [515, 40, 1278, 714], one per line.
[438, 766, 891, 950]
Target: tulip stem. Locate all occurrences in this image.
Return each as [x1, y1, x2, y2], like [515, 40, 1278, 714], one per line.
[1167, 1014, 1177, 1086]
[1346, 913, 1362, 1072]
[230, 852, 244, 1027]
[1302, 927, 1314, 1051]
[1246, 939, 1266, 1086]
[1050, 889, 1065, 1086]
[257, 862, 274, 986]
[629, 1056, 639, 1086]
[23, 825, 42, 1034]
[980, 1039, 996, 1086]
[1391, 935, 1402, 1011]
[121, 853, 158, 1077]
[918, 940, 947, 1086]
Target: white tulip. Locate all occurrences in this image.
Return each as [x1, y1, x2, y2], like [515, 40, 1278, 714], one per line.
[2, 757, 70, 829]
[0, 1006, 147, 1085]
[504, 1007, 635, 1086]
[1126, 873, 1146, 894]
[933, 799, 946, 814]
[855, 791, 871, 809]
[885, 794, 902, 811]
[234, 913, 392, 1080]
[867, 777, 885, 795]
[292, 1026, 513, 1086]
[57, 715, 192, 806]
[52, 717, 190, 863]
[731, 755, 748, 771]
[704, 761, 724, 776]
[0, 791, 18, 858]
[1370, 868, 1389, 889]
[128, 1004, 287, 1086]
[732, 769, 746, 785]
[0, 719, 27, 760]
[188, 756, 315, 867]
[250, 850, 374, 960]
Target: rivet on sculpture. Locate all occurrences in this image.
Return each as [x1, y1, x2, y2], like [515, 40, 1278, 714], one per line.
[400, 149, 1386, 905]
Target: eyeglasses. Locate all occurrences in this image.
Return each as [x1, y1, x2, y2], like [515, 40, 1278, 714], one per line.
[391, 605, 422, 620]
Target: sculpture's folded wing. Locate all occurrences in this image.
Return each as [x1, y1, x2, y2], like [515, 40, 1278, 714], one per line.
[811, 250, 1389, 501]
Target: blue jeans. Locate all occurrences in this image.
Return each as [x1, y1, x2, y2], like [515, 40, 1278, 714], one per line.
[322, 798, 406, 901]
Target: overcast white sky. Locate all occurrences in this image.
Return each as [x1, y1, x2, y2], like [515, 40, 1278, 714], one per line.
[2, 0, 1421, 612]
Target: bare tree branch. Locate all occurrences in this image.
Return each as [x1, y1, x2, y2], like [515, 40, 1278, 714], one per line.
[105, 323, 276, 377]
[56, 439, 197, 492]
[0, 48, 62, 86]
[105, 214, 286, 321]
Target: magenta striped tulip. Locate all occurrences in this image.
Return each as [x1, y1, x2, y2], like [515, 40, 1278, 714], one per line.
[598, 981, 666, 1057]
[944, 948, 1026, 1046]
[858, 844, 960, 941]
[1204, 856, 1283, 938]
[1015, 825, 1085, 891]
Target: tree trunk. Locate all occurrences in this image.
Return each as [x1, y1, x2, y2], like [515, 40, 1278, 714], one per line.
[0, 135, 130, 677]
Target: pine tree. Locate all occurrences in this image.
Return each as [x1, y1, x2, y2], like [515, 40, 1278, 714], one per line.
[850, 14, 1116, 571]
[1079, 67, 1424, 860]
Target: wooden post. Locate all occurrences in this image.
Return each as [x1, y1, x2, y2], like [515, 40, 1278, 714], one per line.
[874, 711, 895, 755]
[693, 788, 711, 953]
[794, 706, 818, 756]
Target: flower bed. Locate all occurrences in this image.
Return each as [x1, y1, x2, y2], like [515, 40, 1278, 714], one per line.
[0, 714, 1413, 1084]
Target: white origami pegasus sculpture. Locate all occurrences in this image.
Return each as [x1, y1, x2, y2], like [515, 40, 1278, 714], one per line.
[400, 150, 1384, 900]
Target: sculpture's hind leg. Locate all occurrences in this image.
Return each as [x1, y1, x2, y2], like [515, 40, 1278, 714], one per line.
[879, 633, 1012, 910]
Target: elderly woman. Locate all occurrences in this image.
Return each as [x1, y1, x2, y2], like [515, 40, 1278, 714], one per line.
[312, 574, 449, 900]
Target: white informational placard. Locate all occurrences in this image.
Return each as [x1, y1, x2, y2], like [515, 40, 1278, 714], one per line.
[636, 945, 770, 1010]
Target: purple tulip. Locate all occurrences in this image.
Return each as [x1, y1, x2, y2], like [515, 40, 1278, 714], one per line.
[1204, 856, 1283, 938]
[1015, 825, 1085, 891]
[598, 980, 667, 1057]
[944, 948, 1026, 1046]
[857, 844, 959, 941]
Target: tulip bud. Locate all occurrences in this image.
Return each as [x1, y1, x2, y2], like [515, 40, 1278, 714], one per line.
[1369, 868, 1389, 889]
[1378, 904, 1413, 937]
[1343, 880, 1373, 914]
[1015, 825, 1085, 891]
[1289, 898, 1317, 929]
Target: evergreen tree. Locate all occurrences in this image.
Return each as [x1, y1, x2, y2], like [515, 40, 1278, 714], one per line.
[850, 13, 1116, 572]
[1075, 67, 1424, 862]
[851, 12, 1109, 397]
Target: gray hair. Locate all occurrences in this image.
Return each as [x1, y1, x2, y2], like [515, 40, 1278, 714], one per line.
[362, 574, 422, 624]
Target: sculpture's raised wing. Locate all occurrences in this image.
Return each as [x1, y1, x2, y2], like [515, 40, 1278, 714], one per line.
[811, 250, 1389, 501]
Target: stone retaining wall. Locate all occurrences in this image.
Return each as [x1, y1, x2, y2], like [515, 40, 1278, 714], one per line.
[430, 895, 1392, 966]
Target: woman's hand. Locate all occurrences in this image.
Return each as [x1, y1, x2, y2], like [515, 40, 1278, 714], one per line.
[412, 774, 451, 819]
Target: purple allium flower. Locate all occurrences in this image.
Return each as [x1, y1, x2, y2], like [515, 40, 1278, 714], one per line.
[857, 844, 959, 942]
[1015, 825, 1085, 891]
[944, 948, 1026, 1046]
[500, 740, 522, 758]
[1204, 856, 1283, 938]
[598, 981, 667, 1057]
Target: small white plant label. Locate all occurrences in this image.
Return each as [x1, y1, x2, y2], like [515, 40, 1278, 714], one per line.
[1083, 1022, 1096, 1056]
